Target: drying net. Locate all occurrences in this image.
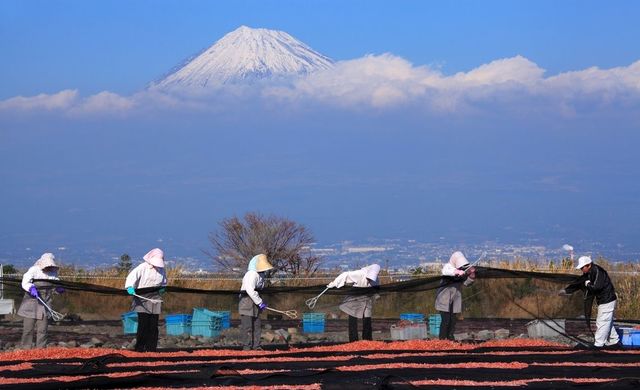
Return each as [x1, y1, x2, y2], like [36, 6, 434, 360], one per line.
[1, 265, 636, 341]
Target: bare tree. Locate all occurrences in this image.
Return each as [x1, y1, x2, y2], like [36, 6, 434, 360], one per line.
[206, 212, 322, 276]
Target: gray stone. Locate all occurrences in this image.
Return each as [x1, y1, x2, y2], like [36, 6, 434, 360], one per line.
[274, 328, 290, 342]
[261, 331, 276, 343]
[495, 329, 510, 339]
[454, 332, 472, 341]
[291, 334, 308, 344]
[263, 324, 272, 330]
[475, 330, 495, 341]
[58, 341, 67, 347]
[90, 337, 103, 346]
[66, 340, 78, 348]
[80, 343, 94, 348]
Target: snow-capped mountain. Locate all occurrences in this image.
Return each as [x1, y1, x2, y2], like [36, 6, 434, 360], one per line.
[151, 26, 333, 91]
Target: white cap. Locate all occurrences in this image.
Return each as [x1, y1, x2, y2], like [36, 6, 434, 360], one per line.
[143, 248, 165, 268]
[575, 256, 592, 269]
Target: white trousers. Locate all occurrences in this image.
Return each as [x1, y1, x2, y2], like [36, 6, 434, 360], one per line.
[594, 300, 620, 347]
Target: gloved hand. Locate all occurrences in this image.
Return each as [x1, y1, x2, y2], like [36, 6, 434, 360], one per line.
[558, 289, 568, 296]
[126, 286, 135, 295]
[159, 287, 166, 295]
[258, 302, 267, 311]
[55, 287, 65, 294]
[453, 269, 465, 276]
[327, 281, 336, 288]
[28, 286, 39, 298]
[585, 280, 591, 287]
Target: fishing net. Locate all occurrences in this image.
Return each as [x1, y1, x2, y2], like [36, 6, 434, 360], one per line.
[1, 265, 635, 341]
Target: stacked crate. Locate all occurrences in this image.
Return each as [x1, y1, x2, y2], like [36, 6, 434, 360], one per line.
[391, 313, 427, 340]
[212, 310, 231, 329]
[165, 314, 192, 336]
[302, 313, 325, 333]
[400, 313, 425, 323]
[191, 308, 224, 337]
[428, 314, 442, 337]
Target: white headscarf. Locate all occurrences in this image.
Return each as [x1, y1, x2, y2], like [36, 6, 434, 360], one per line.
[363, 264, 381, 282]
[143, 248, 165, 268]
[34, 253, 58, 270]
[449, 251, 469, 269]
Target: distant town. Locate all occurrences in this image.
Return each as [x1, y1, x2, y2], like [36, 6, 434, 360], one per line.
[2, 237, 637, 274]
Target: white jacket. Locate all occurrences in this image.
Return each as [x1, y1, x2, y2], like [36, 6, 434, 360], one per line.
[125, 262, 167, 289]
[441, 263, 475, 287]
[240, 270, 266, 306]
[21, 265, 59, 292]
[328, 265, 380, 289]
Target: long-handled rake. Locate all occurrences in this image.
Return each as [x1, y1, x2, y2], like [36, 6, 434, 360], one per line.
[266, 307, 298, 319]
[133, 293, 163, 304]
[305, 287, 330, 309]
[37, 296, 65, 322]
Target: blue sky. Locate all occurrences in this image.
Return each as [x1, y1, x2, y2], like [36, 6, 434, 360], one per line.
[2, 0, 639, 97]
[1, 1, 639, 265]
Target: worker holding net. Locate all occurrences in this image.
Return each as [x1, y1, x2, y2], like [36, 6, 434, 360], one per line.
[239, 254, 274, 350]
[125, 248, 167, 352]
[17, 252, 64, 349]
[327, 264, 381, 342]
[435, 251, 476, 340]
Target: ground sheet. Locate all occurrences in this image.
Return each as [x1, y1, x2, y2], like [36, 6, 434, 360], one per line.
[1, 339, 640, 389]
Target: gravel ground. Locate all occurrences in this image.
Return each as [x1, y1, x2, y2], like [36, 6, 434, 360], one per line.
[0, 314, 586, 351]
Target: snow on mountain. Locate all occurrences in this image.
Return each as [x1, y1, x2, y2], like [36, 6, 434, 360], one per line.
[151, 26, 333, 91]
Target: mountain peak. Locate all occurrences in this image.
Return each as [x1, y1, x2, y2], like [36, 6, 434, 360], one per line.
[151, 26, 333, 91]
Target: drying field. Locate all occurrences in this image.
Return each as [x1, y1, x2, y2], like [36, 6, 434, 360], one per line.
[1, 339, 640, 389]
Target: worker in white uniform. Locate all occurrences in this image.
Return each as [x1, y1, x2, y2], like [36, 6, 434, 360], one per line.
[125, 248, 167, 352]
[239, 254, 273, 350]
[327, 264, 381, 342]
[17, 253, 64, 349]
[435, 251, 476, 340]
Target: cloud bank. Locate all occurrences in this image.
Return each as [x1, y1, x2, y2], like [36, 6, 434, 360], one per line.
[2, 54, 639, 117]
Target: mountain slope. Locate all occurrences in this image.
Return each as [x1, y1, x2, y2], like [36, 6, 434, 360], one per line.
[151, 26, 333, 91]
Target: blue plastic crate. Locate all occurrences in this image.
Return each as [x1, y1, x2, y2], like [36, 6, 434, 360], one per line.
[302, 312, 325, 333]
[166, 314, 192, 336]
[428, 314, 441, 336]
[121, 311, 138, 334]
[191, 308, 223, 337]
[303, 313, 325, 321]
[400, 313, 425, 323]
[212, 310, 230, 329]
[303, 322, 325, 333]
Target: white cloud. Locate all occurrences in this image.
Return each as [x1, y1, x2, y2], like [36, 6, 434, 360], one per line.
[1, 56, 639, 117]
[0, 89, 79, 111]
[75, 91, 135, 114]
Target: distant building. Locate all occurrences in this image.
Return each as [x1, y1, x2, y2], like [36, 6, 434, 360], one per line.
[344, 246, 388, 254]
